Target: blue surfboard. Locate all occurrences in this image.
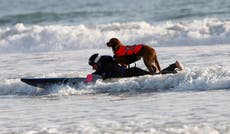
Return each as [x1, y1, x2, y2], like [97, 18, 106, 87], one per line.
[21, 77, 96, 88]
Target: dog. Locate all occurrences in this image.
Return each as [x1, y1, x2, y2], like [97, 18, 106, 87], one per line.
[106, 38, 161, 74]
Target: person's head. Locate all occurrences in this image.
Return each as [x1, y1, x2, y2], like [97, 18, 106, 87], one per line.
[88, 53, 101, 70]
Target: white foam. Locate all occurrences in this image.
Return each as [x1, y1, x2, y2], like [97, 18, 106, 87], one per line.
[0, 78, 39, 95]
[1, 18, 230, 53]
[2, 67, 228, 96]
[19, 122, 228, 134]
[86, 67, 230, 94]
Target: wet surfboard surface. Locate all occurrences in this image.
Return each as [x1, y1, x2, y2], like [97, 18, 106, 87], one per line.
[21, 77, 88, 88]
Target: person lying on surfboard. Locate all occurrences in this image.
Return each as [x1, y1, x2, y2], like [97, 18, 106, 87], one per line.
[87, 53, 184, 80]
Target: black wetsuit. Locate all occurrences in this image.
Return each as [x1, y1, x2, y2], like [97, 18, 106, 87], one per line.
[92, 55, 178, 79]
[92, 56, 124, 79]
[92, 56, 150, 79]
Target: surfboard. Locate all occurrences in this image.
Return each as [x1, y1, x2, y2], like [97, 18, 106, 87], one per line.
[21, 77, 89, 88]
[21, 66, 183, 88]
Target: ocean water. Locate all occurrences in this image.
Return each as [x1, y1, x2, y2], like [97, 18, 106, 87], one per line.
[0, 0, 230, 133]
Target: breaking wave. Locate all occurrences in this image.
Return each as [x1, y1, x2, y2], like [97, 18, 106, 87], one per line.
[1, 18, 230, 53]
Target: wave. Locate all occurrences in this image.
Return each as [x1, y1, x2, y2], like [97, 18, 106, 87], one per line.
[0, 18, 230, 53]
[0, 67, 229, 96]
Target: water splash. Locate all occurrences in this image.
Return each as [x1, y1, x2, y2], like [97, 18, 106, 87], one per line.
[1, 18, 230, 53]
[0, 67, 229, 96]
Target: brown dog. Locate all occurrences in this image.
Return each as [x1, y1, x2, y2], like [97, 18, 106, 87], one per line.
[106, 38, 161, 74]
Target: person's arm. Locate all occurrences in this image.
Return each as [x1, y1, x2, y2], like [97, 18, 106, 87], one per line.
[94, 55, 121, 79]
[92, 68, 108, 79]
[104, 60, 124, 78]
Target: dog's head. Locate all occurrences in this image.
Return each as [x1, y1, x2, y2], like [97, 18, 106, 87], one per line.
[106, 38, 121, 48]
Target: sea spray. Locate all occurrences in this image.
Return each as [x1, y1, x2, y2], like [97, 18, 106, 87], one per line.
[1, 18, 230, 53]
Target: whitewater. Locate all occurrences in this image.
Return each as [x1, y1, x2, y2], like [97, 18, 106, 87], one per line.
[1, 0, 230, 133]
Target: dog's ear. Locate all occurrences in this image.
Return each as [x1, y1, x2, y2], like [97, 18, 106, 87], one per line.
[110, 38, 120, 44]
[107, 38, 120, 47]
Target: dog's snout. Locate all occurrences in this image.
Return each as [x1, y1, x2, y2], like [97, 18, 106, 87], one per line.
[106, 42, 111, 47]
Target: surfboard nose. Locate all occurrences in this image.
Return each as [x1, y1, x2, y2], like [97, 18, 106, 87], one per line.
[21, 78, 46, 88]
[21, 78, 30, 84]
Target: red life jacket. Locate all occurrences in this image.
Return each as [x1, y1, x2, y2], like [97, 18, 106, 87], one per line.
[115, 44, 143, 57]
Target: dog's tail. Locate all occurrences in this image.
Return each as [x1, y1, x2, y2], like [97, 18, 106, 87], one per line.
[155, 55, 161, 72]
